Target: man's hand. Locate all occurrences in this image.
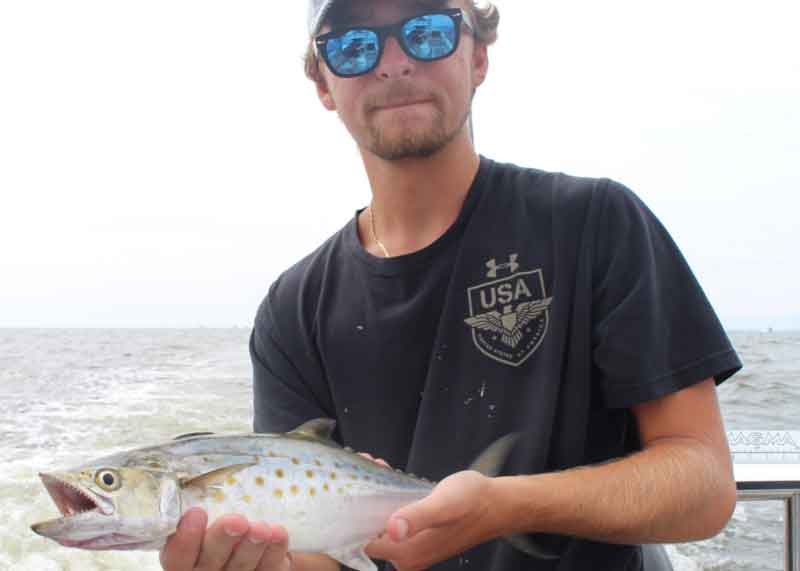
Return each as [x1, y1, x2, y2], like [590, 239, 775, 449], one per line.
[366, 470, 500, 571]
[159, 509, 292, 571]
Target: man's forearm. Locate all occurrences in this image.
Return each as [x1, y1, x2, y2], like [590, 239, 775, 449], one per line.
[490, 437, 737, 544]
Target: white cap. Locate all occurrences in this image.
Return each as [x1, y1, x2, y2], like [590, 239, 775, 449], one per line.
[307, 0, 338, 37]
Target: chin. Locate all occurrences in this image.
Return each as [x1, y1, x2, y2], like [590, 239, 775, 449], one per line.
[366, 122, 460, 161]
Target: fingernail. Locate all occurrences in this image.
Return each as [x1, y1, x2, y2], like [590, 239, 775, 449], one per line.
[225, 526, 245, 538]
[248, 534, 266, 545]
[393, 518, 409, 541]
[184, 510, 206, 530]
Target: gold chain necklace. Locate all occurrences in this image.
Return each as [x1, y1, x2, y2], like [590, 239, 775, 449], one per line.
[368, 204, 391, 258]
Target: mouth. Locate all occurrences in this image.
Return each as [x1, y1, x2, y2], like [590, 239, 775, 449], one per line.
[31, 472, 109, 544]
[373, 99, 433, 112]
[32, 473, 153, 550]
[39, 473, 100, 518]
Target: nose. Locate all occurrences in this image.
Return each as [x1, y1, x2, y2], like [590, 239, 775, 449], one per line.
[375, 36, 415, 79]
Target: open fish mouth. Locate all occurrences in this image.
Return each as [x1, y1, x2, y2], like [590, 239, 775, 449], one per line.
[31, 473, 114, 541]
[39, 473, 101, 518]
[31, 473, 158, 550]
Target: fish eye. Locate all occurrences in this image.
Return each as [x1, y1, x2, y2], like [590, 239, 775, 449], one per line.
[95, 469, 122, 491]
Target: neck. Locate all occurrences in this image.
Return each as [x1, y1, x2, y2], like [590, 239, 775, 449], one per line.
[358, 132, 480, 257]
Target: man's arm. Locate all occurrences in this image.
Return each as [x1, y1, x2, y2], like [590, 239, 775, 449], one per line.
[367, 378, 736, 569]
[494, 377, 736, 543]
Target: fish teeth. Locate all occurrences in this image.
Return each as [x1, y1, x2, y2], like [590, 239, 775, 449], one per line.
[55, 481, 98, 517]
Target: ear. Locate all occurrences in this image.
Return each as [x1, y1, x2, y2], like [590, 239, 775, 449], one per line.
[315, 72, 337, 112]
[471, 43, 489, 88]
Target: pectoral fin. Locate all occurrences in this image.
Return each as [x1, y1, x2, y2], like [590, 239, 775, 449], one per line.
[325, 543, 376, 571]
[179, 463, 256, 490]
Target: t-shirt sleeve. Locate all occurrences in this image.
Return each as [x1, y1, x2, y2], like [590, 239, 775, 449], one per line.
[591, 180, 742, 408]
[250, 282, 331, 434]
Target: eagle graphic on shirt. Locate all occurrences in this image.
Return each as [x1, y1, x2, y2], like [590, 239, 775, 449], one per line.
[464, 257, 552, 367]
[464, 298, 553, 349]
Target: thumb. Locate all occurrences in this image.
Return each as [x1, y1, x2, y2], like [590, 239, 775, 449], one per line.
[386, 494, 456, 542]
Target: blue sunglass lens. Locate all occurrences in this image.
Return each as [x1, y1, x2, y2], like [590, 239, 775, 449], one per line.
[402, 14, 457, 60]
[325, 29, 380, 76]
[323, 13, 459, 76]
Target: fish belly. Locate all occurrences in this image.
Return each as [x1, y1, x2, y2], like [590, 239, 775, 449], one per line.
[181, 460, 429, 553]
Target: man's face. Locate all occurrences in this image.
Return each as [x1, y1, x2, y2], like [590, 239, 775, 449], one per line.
[315, 0, 488, 161]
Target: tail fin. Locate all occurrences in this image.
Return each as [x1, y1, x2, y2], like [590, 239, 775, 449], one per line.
[468, 433, 561, 561]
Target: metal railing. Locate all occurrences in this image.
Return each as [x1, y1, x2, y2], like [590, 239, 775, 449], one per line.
[730, 430, 800, 570]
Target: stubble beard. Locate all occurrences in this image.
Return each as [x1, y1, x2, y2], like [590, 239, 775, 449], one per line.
[364, 102, 472, 161]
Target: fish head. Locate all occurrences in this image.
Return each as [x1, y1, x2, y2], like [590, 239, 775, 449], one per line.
[31, 465, 181, 550]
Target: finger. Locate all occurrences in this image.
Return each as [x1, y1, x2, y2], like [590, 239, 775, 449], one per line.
[222, 521, 272, 571]
[255, 524, 291, 571]
[366, 528, 439, 570]
[358, 452, 392, 469]
[160, 508, 207, 571]
[387, 495, 456, 542]
[194, 514, 250, 571]
[388, 473, 482, 542]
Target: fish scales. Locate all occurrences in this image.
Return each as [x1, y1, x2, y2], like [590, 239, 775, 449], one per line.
[30, 419, 442, 571]
[183, 453, 430, 552]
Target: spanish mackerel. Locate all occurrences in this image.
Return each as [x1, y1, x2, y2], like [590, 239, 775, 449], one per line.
[31, 418, 548, 570]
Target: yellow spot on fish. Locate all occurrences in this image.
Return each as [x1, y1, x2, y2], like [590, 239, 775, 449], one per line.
[227, 476, 237, 486]
[274, 489, 284, 498]
[330, 472, 337, 480]
[350, 474, 358, 480]
[306, 470, 314, 478]
[323, 483, 330, 492]
[213, 490, 226, 503]
[291, 458, 300, 465]
[337, 487, 344, 494]
[290, 485, 299, 495]
[314, 459, 322, 467]
[363, 475, 371, 481]
[276, 469, 285, 478]
[255, 476, 265, 486]
[309, 487, 316, 496]
[242, 494, 252, 504]
[268, 451, 276, 457]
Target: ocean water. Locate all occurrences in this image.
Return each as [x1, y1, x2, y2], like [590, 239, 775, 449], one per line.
[0, 329, 796, 570]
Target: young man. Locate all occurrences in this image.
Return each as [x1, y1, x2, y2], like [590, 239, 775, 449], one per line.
[160, 1, 742, 570]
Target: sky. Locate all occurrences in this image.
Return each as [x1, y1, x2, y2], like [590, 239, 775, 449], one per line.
[1, 1, 798, 329]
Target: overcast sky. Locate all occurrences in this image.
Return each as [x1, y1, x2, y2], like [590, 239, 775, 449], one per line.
[1, 1, 798, 329]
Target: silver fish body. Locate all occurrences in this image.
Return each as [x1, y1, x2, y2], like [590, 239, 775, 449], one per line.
[31, 419, 439, 570]
[178, 433, 433, 553]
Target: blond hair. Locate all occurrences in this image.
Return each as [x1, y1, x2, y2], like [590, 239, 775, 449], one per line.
[303, 1, 500, 83]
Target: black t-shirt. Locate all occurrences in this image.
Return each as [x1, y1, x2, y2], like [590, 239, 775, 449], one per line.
[250, 156, 742, 571]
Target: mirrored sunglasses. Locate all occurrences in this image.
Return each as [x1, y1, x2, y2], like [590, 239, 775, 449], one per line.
[315, 8, 473, 78]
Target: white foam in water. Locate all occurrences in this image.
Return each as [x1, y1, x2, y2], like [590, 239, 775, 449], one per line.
[665, 546, 701, 571]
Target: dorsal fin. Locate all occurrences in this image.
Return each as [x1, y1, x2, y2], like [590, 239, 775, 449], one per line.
[179, 463, 256, 490]
[287, 418, 337, 442]
[174, 431, 215, 440]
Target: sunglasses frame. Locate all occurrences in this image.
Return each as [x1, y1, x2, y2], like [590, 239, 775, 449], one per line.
[315, 8, 473, 78]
